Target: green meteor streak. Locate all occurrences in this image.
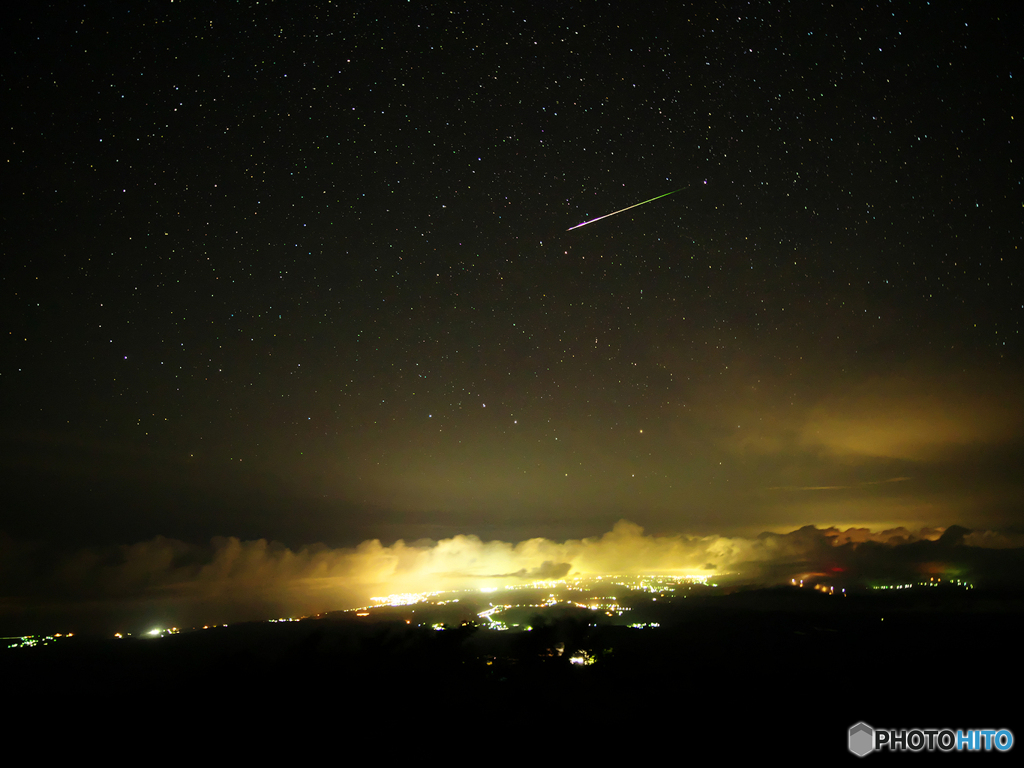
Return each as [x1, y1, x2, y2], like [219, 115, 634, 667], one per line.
[567, 187, 683, 231]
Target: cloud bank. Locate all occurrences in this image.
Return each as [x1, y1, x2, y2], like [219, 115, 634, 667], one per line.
[3, 520, 1023, 635]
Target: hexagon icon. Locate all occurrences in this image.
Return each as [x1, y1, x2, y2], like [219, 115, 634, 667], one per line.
[849, 722, 875, 757]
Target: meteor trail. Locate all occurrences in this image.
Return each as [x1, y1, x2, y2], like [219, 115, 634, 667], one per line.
[567, 188, 683, 231]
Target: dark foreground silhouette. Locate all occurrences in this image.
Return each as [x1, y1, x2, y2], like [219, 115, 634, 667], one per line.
[5, 586, 1019, 759]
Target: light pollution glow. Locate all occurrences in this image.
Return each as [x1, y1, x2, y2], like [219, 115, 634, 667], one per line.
[2, 520, 1021, 634]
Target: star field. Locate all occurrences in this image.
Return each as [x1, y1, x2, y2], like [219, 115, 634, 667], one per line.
[2, 1, 1021, 548]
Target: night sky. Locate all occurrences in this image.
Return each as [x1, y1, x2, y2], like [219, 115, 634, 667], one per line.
[2, 2, 1022, 626]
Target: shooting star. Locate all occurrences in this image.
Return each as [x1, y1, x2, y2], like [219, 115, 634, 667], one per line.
[567, 187, 684, 231]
